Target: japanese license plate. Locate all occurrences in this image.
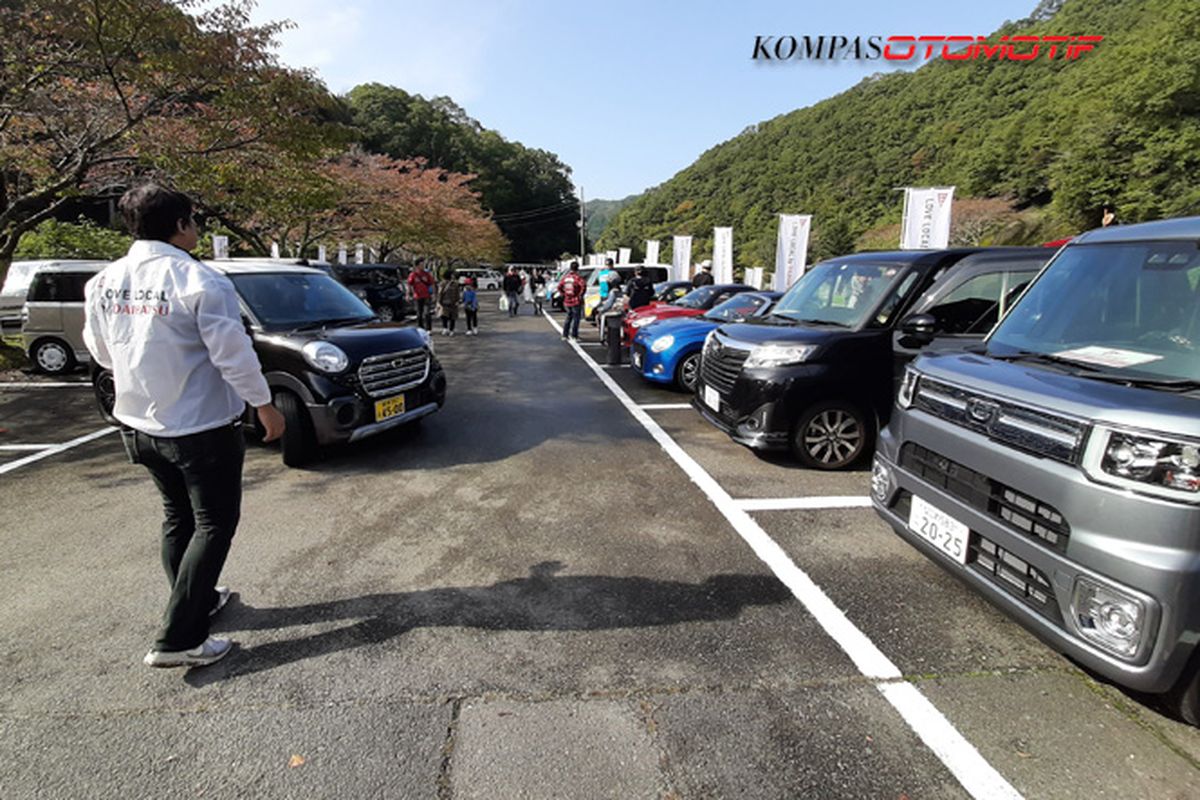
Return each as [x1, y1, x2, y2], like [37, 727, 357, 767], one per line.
[908, 495, 970, 564]
[703, 384, 721, 412]
[374, 394, 406, 422]
[632, 349, 643, 369]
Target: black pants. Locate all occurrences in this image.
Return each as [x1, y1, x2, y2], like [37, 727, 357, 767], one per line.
[465, 308, 478, 330]
[416, 298, 432, 330]
[441, 314, 456, 332]
[128, 423, 245, 651]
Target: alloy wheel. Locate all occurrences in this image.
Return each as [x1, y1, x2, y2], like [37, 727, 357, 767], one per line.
[802, 408, 863, 466]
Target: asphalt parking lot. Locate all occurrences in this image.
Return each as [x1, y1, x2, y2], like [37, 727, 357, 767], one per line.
[1, 299, 1199, 799]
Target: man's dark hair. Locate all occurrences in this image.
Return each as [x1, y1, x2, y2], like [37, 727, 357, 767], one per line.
[634, 266, 645, 275]
[119, 183, 193, 242]
[605, 258, 614, 266]
[569, 261, 579, 271]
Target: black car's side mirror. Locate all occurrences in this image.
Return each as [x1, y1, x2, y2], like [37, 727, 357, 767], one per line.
[899, 313, 936, 346]
[241, 314, 254, 335]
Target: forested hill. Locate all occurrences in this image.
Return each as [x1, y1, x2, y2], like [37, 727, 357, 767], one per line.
[585, 195, 638, 240]
[597, 0, 1200, 267]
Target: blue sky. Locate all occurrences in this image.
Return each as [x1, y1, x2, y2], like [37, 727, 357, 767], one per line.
[251, 0, 1041, 200]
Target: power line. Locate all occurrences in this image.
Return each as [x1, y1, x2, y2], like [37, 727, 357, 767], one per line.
[490, 199, 580, 221]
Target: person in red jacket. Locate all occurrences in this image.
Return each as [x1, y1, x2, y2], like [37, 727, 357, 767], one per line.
[407, 258, 435, 330]
[558, 261, 587, 341]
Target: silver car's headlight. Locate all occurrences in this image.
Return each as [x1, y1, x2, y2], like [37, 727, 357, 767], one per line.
[897, 366, 921, 409]
[743, 343, 817, 368]
[1082, 425, 1200, 502]
[650, 334, 675, 353]
[302, 341, 349, 373]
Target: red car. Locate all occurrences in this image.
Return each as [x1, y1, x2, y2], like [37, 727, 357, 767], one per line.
[623, 283, 753, 343]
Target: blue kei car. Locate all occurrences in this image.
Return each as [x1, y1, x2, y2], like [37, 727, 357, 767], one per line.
[630, 290, 781, 392]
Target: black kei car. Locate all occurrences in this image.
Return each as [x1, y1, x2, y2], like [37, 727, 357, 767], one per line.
[693, 247, 1049, 469]
[92, 261, 446, 467]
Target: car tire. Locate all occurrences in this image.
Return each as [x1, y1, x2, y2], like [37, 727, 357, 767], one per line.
[675, 352, 702, 393]
[275, 390, 317, 467]
[31, 337, 77, 375]
[92, 368, 116, 423]
[790, 400, 873, 470]
[375, 305, 395, 322]
[1164, 656, 1200, 726]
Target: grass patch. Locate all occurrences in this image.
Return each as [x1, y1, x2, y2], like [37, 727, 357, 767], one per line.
[0, 337, 29, 371]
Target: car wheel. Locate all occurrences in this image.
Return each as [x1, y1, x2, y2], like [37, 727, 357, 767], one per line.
[375, 305, 395, 322]
[791, 400, 873, 470]
[1164, 657, 1200, 726]
[274, 390, 317, 467]
[92, 368, 116, 422]
[31, 338, 76, 375]
[675, 352, 701, 393]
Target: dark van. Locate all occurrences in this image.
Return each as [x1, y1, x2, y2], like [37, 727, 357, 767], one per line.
[693, 248, 1049, 469]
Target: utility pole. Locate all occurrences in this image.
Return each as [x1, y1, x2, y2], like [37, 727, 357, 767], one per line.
[578, 187, 586, 261]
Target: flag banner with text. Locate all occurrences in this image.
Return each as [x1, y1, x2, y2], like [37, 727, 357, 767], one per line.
[774, 214, 812, 291]
[355, 243, 364, 264]
[900, 187, 955, 250]
[606, 250, 618, 264]
[317, 244, 326, 263]
[645, 240, 661, 264]
[618, 247, 632, 265]
[211, 235, 229, 260]
[672, 236, 693, 282]
[338, 243, 347, 265]
[713, 227, 734, 285]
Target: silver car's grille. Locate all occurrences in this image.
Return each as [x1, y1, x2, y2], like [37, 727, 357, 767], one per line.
[357, 348, 430, 398]
[913, 378, 1088, 465]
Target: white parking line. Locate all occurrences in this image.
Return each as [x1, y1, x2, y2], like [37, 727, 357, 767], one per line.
[0, 444, 61, 451]
[542, 309, 1022, 800]
[734, 496, 874, 511]
[0, 382, 91, 389]
[637, 403, 692, 410]
[0, 426, 118, 476]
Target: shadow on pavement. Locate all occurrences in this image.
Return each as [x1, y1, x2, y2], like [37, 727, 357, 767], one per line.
[187, 561, 791, 686]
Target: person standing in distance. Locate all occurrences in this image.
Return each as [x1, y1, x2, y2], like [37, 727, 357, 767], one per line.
[82, 184, 285, 668]
[407, 258, 435, 331]
[692, 260, 714, 288]
[502, 266, 523, 316]
[558, 260, 587, 341]
[627, 265, 656, 310]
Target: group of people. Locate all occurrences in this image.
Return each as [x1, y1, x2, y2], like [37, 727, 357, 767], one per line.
[501, 266, 547, 317]
[555, 257, 661, 341]
[405, 259, 480, 336]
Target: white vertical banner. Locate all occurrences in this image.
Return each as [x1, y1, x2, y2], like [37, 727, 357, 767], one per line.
[337, 243, 347, 265]
[712, 227, 733, 285]
[270, 241, 280, 259]
[774, 214, 813, 291]
[317, 244, 327, 263]
[672, 236, 693, 282]
[354, 243, 364, 264]
[606, 250, 618, 264]
[748, 267, 763, 289]
[618, 247, 632, 265]
[211, 235, 229, 260]
[900, 187, 955, 249]
[645, 240, 661, 264]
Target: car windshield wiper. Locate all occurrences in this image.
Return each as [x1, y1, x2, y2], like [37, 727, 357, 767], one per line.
[288, 315, 375, 332]
[989, 350, 1105, 372]
[781, 315, 850, 328]
[1079, 374, 1200, 392]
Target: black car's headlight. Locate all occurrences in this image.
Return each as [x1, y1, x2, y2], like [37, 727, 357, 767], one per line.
[302, 341, 349, 373]
[743, 343, 817, 368]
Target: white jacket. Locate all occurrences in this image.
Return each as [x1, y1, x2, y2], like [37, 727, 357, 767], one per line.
[83, 240, 271, 436]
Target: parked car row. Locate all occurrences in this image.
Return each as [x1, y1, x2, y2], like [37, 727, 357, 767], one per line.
[619, 221, 1200, 724]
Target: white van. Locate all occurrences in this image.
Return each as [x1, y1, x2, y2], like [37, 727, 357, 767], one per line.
[454, 267, 503, 290]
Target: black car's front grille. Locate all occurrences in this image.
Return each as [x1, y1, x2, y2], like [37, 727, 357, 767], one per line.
[893, 491, 1060, 623]
[700, 336, 748, 395]
[357, 349, 430, 398]
[899, 443, 1070, 552]
[913, 377, 1087, 465]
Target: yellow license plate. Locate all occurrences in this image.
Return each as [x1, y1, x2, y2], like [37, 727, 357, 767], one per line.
[374, 394, 406, 421]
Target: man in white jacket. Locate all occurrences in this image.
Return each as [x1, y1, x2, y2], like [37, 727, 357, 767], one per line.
[83, 184, 285, 668]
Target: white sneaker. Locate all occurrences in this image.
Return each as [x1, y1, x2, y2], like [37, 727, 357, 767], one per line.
[209, 586, 231, 617]
[144, 636, 233, 668]
[448, 330, 455, 337]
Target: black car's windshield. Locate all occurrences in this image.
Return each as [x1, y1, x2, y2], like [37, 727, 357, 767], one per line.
[989, 241, 1200, 383]
[771, 260, 917, 328]
[230, 273, 375, 330]
[675, 286, 717, 309]
[703, 294, 766, 322]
